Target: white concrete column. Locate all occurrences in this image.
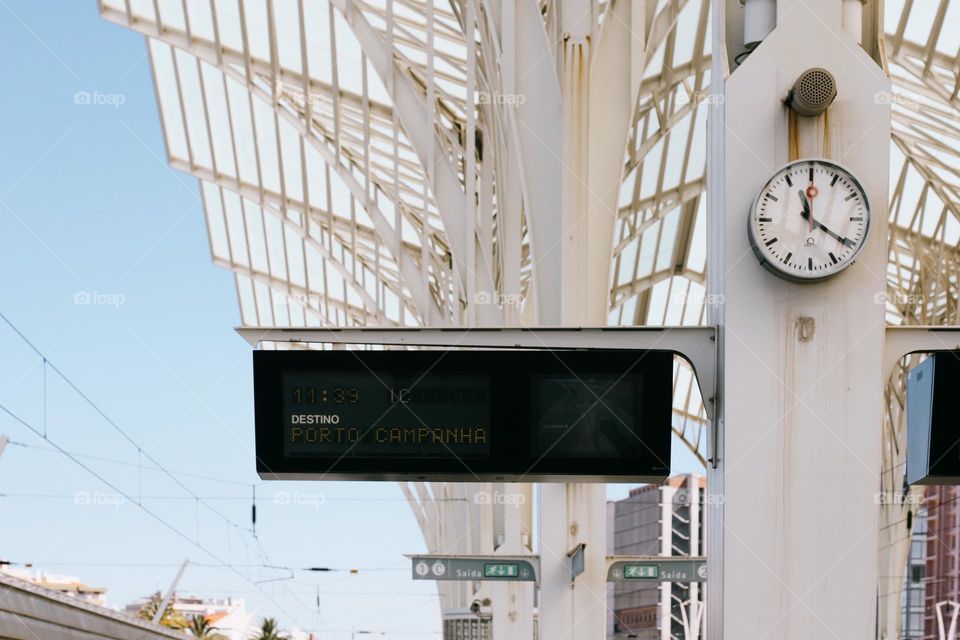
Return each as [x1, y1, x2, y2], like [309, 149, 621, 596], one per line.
[538, 0, 615, 637]
[491, 484, 534, 640]
[708, 2, 890, 639]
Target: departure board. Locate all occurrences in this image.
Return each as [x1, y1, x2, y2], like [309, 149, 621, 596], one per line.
[254, 349, 673, 482]
[283, 371, 491, 458]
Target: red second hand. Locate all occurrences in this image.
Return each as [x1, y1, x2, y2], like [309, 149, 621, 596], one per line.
[806, 183, 819, 232]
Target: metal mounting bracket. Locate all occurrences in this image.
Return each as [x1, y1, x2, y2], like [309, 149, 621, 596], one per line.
[884, 326, 960, 378]
[236, 325, 719, 420]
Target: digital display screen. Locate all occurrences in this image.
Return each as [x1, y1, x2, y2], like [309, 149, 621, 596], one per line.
[533, 375, 642, 458]
[283, 372, 491, 458]
[254, 349, 673, 482]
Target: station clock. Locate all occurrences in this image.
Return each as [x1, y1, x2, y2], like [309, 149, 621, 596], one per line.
[748, 158, 871, 282]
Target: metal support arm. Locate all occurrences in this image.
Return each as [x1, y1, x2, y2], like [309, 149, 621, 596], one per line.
[236, 325, 718, 420]
[884, 326, 960, 378]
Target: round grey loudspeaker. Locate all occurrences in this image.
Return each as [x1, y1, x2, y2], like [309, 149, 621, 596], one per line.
[788, 67, 837, 117]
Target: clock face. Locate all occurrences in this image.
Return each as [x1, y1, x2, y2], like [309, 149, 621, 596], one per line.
[748, 159, 871, 282]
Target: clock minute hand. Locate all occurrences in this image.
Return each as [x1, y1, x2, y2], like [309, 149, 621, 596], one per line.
[799, 209, 854, 248]
[816, 221, 855, 248]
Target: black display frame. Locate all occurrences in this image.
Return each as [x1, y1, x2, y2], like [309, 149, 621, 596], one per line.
[254, 349, 673, 482]
[907, 352, 960, 485]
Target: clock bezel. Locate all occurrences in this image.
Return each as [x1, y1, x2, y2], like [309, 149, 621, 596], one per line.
[747, 157, 872, 284]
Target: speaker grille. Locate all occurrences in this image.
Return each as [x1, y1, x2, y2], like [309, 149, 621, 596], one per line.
[789, 67, 837, 117]
[798, 68, 835, 106]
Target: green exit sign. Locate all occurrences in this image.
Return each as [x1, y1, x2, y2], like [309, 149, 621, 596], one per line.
[623, 564, 660, 579]
[484, 563, 519, 578]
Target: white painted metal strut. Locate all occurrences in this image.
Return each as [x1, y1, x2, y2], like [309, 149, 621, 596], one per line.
[236, 325, 718, 421]
[884, 326, 960, 378]
[706, 1, 727, 637]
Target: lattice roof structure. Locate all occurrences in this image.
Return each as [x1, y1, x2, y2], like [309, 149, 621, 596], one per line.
[100, 0, 960, 631]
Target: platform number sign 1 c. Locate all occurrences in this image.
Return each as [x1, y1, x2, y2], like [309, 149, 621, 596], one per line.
[748, 158, 871, 283]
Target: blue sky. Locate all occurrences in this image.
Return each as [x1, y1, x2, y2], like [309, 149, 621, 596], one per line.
[0, 2, 701, 637]
[0, 2, 438, 636]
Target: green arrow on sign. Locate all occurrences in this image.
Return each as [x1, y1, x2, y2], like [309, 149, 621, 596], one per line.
[623, 564, 660, 579]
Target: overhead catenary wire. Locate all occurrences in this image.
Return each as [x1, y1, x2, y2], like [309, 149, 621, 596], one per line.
[0, 311, 255, 537]
[0, 559, 405, 572]
[5, 439, 252, 487]
[170, 588, 433, 597]
[0, 399, 313, 630]
[4, 439, 469, 502]
[0, 311, 318, 630]
[876, 489, 960, 539]
[0, 490, 466, 502]
[0, 311, 270, 558]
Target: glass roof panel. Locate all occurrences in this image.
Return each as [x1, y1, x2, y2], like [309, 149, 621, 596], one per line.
[225, 77, 260, 186]
[251, 98, 281, 193]
[201, 181, 230, 260]
[274, 0, 303, 74]
[184, 0, 216, 42]
[174, 48, 214, 168]
[215, 0, 244, 52]
[149, 40, 190, 162]
[223, 189, 251, 269]
[129, 0, 154, 22]
[201, 62, 238, 179]
[157, 0, 186, 32]
[242, 201, 270, 274]
[243, 0, 271, 62]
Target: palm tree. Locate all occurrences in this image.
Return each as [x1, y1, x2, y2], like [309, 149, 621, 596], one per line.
[249, 617, 288, 640]
[187, 614, 222, 638]
[135, 593, 187, 630]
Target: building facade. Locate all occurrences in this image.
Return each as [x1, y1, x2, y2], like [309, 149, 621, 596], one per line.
[443, 609, 492, 640]
[923, 486, 960, 638]
[609, 475, 705, 640]
[0, 567, 107, 606]
[124, 593, 255, 639]
[901, 508, 927, 639]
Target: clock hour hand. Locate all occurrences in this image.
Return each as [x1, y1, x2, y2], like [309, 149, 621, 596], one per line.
[799, 209, 854, 248]
[798, 189, 815, 232]
[798, 190, 810, 216]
